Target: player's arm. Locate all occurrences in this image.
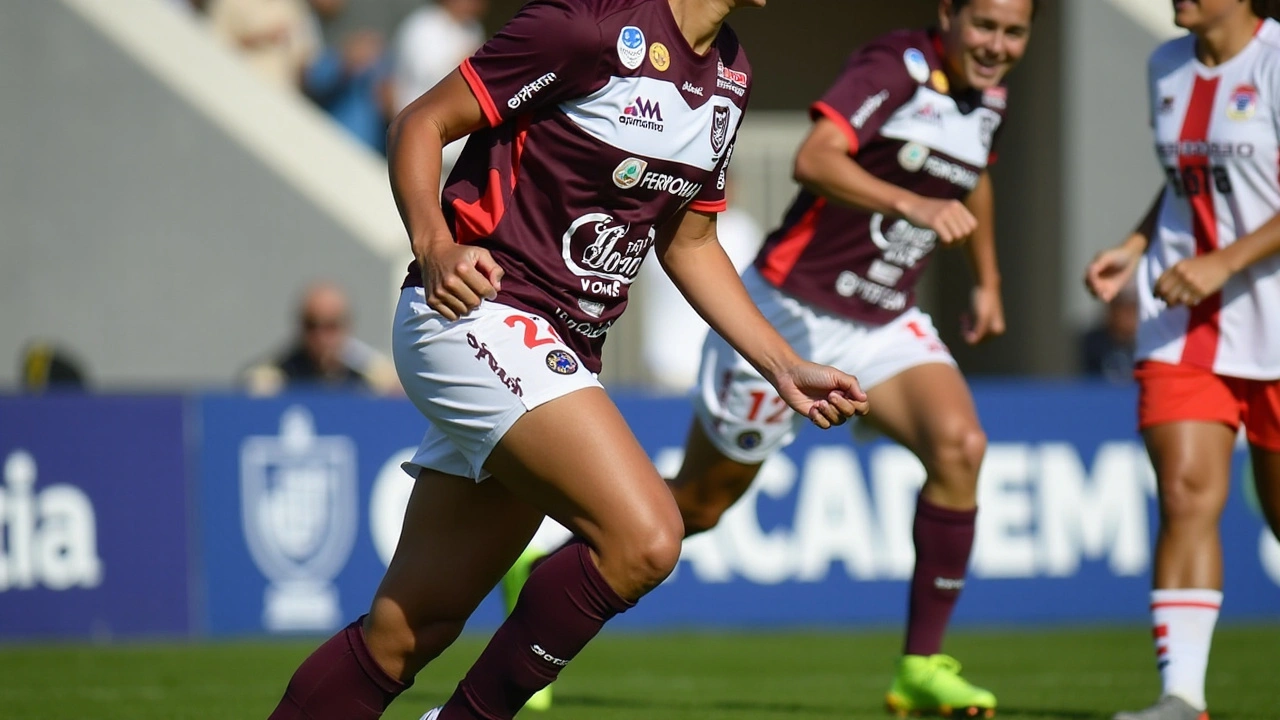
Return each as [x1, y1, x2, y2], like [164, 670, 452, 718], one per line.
[792, 118, 977, 244]
[1085, 189, 1161, 302]
[656, 208, 869, 428]
[959, 171, 1005, 343]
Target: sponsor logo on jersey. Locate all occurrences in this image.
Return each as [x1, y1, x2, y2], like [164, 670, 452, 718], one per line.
[911, 103, 943, 126]
[545, 350, 579, 376]
[930, 69, 950, 94]
[717, 141, 734, 191]
[737, 430, 763, 451]
[898, 142, 930, 172]
[507, 72, 558, 110]
[682, 81, 704, 96]
[553, 306, 613, 339]
[717, 59, 748, 96]
[1158, 141, 1255, 159]
[922, 155, 979, 190]
[617, 26, 646, 70]
[710, 104, 730, 155]
[649, 42, 670, 72]
[903, 48, 930, 84]
[983, 86, 1007, 110]
[835, 270, 907, 311]
[639, 171, 702, 199]
[578, 297, 607, 315]
[870, 213, 937, 268]
[851, 89, 890, 129]
[1159, 96, 1175, 115]
[466, 333, 523, 396]
[612, 157, 649, 189]
[866, 259, 904, 286]
[620, 96, 664, 131]
[1227, 84, 1258, 121]
[562, 212, 656, 283]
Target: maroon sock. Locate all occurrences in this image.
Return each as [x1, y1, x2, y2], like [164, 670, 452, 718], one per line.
[440, 540, 634, 720]
[904, 495, 976, 657]
[268, 616, 407, 720]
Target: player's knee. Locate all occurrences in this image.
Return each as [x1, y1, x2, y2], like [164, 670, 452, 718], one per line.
[1157, 469, 1220, 528]
[933, 421, 987, 480]
[619, 520, 683, 594]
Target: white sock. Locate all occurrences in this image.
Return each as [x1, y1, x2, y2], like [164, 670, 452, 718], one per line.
[1151, 588, 1222, 711]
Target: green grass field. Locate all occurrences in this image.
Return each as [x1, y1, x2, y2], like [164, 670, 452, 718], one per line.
[1, 626, 1275, 720]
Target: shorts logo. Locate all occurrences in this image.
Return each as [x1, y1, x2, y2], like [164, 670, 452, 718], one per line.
[709, 104, 730, 155]
[613, 157, 649, 189]
[930, 69, 949, 94]
[736, 430, 763, 451]
[898, 142, 930, 172]
[903, 48, 929, 84]
[546, 349, 579, 375]
[1227, 84, 1257, 121]
[649, 42, 670, 72]
[617, 26, 646, 70]
[466, 332, 523, 396]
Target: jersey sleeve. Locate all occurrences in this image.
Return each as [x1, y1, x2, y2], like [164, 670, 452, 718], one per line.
[809, 44, 919, 156]
[460, 0, 603, 127]
[688, 136, 738, 213]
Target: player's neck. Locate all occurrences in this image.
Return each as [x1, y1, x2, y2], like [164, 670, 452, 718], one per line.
[1195, 14, 1259, 67]
[667, 0, 731, 56]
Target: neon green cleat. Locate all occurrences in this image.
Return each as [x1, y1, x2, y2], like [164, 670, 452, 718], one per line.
[501, 547, 553, 712]
[885, 654, 997, 718]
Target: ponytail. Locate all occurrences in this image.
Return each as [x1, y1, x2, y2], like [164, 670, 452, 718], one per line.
[1252, 0, 1280, 21]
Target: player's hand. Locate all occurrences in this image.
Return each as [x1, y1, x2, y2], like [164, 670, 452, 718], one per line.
[962, 285, 1006, 345]
[900, 195, 979, 245]
[1154, 253, 1231, 308]
[773, 362, 870, 429]
[419, 242, 504, 321]
[1084, 242, 1142, 302]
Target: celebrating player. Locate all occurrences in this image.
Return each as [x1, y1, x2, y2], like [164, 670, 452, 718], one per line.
[264, 1, 869, 719]
[1086, 1, 1280, 719]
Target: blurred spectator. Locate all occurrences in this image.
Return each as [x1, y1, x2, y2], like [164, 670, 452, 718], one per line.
[19, 342, 88, 392]
[207, 0, 322, 89]
[639, 181, 764, 392]
[1079, 283, 1138, 383]
[242, 281, 400, 395]
[304, 27, 392, 153]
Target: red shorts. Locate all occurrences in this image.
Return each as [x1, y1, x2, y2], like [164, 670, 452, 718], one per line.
[1135, 360, 1280, 451]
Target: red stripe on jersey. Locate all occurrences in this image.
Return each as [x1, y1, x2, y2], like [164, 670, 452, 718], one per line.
[689, 198, 728, 214]
[1151, 601, 1221, 611]
[759, 198, 826, 286]
[1177, 75, 1223, 369]
[811, 101, 859, 155]
[460, 58, 503, 128]
[452, 118, 531, 244]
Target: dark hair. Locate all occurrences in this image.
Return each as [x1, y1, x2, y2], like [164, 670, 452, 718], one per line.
[1253, 0, 1280, 20]
[950, 0, 1039, 20]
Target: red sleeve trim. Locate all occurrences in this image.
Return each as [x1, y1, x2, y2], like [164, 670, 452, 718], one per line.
[810, 101, 859, 156]
[689, 199, 728, 214]
[460, 58, 503, 128]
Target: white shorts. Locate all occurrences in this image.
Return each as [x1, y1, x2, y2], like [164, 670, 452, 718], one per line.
[394, 287, 603, 481]
[694, 267, 956, 464]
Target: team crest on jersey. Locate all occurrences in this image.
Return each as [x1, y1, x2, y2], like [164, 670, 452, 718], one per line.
[613, 157, 649, 189]
[617, 26, 646, 70]
[545, 349, 579, 375]
[710, 104, 730, 155]
[898, 142, 930, 172]
[1227, 84, 1258, 121]
[649, 42, 670, 72]
[903, 48, 930, 84]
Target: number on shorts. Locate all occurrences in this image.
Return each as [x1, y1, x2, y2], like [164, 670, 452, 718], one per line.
[505, 315, 561, 348]
[747, 390, 790, 423]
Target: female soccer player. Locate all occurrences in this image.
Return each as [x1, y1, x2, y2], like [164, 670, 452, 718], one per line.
[1086, 1, 1280, 719]
[264, 1, 869, 719]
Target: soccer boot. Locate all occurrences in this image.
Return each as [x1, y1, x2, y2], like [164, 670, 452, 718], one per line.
[885, 654, 997, 718]
[500, 547, 553, 712]
[1113, 695, 1209, 720]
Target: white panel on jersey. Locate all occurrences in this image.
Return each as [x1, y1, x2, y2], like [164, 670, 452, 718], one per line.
[878, 87, 998, 168]
[560, 75, 741, 172]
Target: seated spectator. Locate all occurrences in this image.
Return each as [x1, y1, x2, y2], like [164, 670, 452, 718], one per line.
[1079, 283, 1138, 384]
[19, 342, 88, 392]
[304, 28, 391, 153]
[242, 281, 399, 395]
[207, 0, 322, 89]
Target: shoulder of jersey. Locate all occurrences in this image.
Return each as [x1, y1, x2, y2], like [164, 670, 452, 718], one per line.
[859, 28, 934, 85]
[1148, 33, 1196, 72]
[1255, 18, 1280, 55]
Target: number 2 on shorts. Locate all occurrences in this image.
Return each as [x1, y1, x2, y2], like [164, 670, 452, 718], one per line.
[505, 315, 563, 348]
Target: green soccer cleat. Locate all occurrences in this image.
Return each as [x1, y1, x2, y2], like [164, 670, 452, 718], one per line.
[885, 654, 997, 718]
[501, 547, 553, 712]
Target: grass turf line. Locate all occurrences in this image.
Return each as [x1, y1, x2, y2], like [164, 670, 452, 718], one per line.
[0, 626, 1274, 719]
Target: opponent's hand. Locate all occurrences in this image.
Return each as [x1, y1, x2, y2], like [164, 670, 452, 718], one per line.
[900, 195, 978, 245]
[962, 285, 1006, 345]
[419, 242, 504, 320]
[1084, 243, 1142, 302]
[773, 362, 870, 429]
[1154, 253, 1231, 308]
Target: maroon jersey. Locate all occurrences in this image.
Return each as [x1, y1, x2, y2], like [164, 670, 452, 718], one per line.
[403, 0, 750, 372]
[754, 29, 1006, 325]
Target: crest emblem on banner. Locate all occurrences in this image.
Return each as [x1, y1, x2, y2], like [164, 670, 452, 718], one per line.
[241, 406, 357, 632]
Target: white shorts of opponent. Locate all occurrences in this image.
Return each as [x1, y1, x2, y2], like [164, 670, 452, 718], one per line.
[695, 267, 956, 465]
[393, 286, 603, 482]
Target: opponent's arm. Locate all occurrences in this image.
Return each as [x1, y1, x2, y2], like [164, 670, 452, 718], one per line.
[1085, 189, 1161, 302]
[792, 117, 977, 244]
[655, 209, 869, 428]
[960, 171, 1005, 344]
[1158, 206, 1280, 306]
[387, 70, 499, 320]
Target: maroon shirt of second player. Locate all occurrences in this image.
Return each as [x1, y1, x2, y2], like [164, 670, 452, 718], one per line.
[403, 0, 751, 373]
[754, 29, 1008, 326]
